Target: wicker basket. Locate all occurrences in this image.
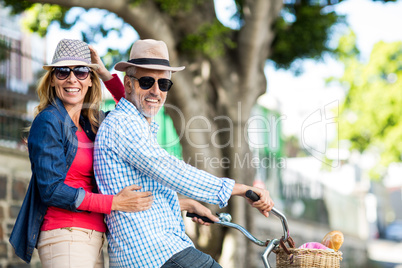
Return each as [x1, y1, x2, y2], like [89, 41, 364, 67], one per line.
[275, 248, 343, 268]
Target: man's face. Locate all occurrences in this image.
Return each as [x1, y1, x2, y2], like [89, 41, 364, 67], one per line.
[125, 68, 170, 123]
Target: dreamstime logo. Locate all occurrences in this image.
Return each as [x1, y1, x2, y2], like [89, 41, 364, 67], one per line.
[300, 100, 339, 167]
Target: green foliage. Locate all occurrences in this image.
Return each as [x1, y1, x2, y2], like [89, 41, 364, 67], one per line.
[180, 19, 236, 58]
[271, 4, 344, 71]
[128, 0, 144, 6]
[20, 3, 68, 36]
[337, 39, 402, 179]
[127, 0, 205, 15]
[155, 0, 205, 15]
[325, 29, 360, 90]
[2, 1, 127, 44]
[102, 48, 130, 70]
[333, 29, 360, 61]
[2, 0, 33, 14]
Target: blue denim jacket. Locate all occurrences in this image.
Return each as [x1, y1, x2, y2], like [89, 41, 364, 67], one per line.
[9, 97, 100, 263]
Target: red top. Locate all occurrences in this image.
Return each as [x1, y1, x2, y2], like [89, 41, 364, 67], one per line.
[41, 130, 113, 232]
[41, 74, 124, 232]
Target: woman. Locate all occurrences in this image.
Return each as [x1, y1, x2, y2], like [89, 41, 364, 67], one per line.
[9, 39, 153, 267]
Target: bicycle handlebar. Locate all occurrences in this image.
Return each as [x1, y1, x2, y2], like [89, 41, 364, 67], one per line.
[186, 190, 289, 243]
[245, 190, 289, 241]
[185, 190, 290, 268]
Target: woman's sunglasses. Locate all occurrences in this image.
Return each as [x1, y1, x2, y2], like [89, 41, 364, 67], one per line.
[53, 66, 91, 80]
[129, 76, 173, 92]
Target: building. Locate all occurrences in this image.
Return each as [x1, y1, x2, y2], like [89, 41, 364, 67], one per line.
[0, 5, 44, 149]
[0, 5, 46, 267]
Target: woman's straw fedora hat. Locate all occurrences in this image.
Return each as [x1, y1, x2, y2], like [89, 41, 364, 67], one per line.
[43, 39, 99, 71]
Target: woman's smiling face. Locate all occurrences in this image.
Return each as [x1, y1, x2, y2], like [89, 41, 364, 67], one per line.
[51, 65, 92, 112]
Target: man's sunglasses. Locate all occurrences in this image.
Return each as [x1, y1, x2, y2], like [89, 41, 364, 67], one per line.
[53, 66, 91, 80]
[129, 76, 173, 92]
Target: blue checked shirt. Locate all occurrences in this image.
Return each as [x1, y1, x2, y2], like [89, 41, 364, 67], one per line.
[94, 98, 235, 267]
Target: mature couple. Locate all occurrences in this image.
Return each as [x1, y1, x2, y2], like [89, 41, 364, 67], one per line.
[10, 38, 274, 267]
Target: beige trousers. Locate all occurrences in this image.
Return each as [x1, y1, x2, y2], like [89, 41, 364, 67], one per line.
[37, 227, 105, 268]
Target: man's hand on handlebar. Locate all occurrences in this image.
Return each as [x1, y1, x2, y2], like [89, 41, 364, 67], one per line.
[232, 184, 274, 217]
[246, 187, 274, 217]
[179, 199, 219, 226]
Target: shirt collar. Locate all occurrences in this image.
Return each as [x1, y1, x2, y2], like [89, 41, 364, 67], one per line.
[117, 98, 159, 134]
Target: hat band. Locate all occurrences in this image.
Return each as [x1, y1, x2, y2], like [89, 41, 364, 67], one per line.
[128, 58, 170, 66]
[53, 56, 91, 64]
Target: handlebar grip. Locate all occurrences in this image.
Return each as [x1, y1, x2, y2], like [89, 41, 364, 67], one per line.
[186, 212, 215, 223]
[245, 190, 260, 201]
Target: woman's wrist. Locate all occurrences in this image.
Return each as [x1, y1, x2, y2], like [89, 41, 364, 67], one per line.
[97, 67, 113, 82]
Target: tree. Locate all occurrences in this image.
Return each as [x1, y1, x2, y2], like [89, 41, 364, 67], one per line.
[335, 30, 402, 180]
[1, 0, 395, 267]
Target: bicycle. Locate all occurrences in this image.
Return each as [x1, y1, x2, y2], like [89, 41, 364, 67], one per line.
[187, 190, 342, 268]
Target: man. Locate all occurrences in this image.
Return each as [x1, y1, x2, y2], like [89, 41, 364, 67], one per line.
[94, 39, 274, 267]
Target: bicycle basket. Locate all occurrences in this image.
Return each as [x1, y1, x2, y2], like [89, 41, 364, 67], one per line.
[275, 248, 343, 268]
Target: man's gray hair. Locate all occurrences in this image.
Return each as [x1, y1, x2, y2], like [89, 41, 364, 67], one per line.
[126, 66, 137, 77]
